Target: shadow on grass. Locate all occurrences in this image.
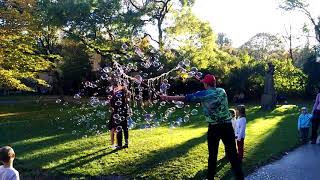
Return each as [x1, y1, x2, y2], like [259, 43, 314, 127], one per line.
[193, 156, 229, 180]
[51, 147, 116, 172]
[50, 133, 207, 178]
[133, 133, 207, 175]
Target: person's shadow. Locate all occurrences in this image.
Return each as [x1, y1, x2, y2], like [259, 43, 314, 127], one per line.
[192, 155, 229, 179]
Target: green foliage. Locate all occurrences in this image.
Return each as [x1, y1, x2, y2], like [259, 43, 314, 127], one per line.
[226, 54, 265, 97]
[0, 0, 58, 91]
[273, 59, 307, 96]
[166, 8, 238, 79]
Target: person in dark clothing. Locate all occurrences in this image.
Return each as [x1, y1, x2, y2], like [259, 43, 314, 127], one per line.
[109, 81, 130, 149]
[160, 74, 244, 180]
[311, 87, 320, 144]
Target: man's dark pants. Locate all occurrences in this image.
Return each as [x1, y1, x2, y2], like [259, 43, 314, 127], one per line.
[311, 110, 320, 143]
[207, 123, 244, 180]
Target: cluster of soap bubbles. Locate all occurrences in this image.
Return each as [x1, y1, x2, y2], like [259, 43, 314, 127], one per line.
[53, 44, 205, 136]
[164, 102, 200, 128]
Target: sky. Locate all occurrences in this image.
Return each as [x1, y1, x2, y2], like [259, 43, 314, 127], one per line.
[192, 0, 320, 47]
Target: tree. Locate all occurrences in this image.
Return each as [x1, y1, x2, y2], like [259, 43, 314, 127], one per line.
[279, 0, 320, 43]
[124, 0, 195, 50]
[58, 39, 92, 94]
[166, 8, 217, 68]
[0, 0, 56, 91]
[226, 53, 265, 98]
[240, 33, 287, 60]
[216, 33, 232, 49]
[282, 24, 295, 61]
[273, 59, 307, 96]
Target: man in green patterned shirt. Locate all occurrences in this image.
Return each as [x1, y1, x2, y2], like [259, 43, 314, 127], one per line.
[160, 74, 243, 180]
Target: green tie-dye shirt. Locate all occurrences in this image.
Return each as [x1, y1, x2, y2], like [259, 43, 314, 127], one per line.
[185, 87, 232, 124]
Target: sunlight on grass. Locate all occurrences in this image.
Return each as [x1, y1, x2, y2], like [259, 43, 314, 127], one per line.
[0, 112, 27, 118]
[0, 103, 309, 179]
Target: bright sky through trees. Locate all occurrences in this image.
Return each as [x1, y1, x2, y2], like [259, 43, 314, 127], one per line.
[193, 0, 320, 47]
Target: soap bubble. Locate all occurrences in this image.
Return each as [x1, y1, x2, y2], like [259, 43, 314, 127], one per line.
[101, 100, 109, 106]
[134, 75, 143, 84]
[191, 109, 198, 115]
[89, 97, 100, 107]
[183, 59, 191, 67]
[143, 73, 148, 78]
[178, 61, 185, 68]
[74, 93, 81, 99]
[184, 105, 191, 114]
[135, 95, 143, 101]
[175, 117, 183, 127]
[153, 61, 161, 67]
[184, 115, 190, 122]
[115, 100, 122, 106]
[195, 72, 203, 79]
[115, 119, 121, 124]
[190, 67, 198, 72]
[116, 126, 123, 132]
[84, 81, 91, 87]
[116, 93, 123, 98]
[188, 71, 196, 78]
[157, 66, 164, 71]
[174, 101, 184, 108]
[101, 74, 108, 80]
[121, 43, 128, 50]
[180, 68, 187, 73]
[144, 113, 154, 123]
[113, 114, 120, 119]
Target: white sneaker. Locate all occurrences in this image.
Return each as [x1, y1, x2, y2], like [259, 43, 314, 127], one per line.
[111, 145, 117, 149]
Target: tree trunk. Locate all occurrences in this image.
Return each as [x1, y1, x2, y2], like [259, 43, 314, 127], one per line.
[158, 19, 163, 50]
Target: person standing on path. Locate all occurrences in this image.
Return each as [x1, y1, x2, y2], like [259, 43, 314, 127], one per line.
[311, 87, 320, 144]
[160, 74, 244, 180]
[297, 107, 312, 144]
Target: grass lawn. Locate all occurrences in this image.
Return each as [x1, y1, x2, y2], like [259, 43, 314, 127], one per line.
[0, 100, 313, 179]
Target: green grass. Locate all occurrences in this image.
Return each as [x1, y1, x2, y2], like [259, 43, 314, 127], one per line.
[0, 100, 313, 179]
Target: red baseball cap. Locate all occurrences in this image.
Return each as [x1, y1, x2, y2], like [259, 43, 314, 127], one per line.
[200, 74, 216, 84]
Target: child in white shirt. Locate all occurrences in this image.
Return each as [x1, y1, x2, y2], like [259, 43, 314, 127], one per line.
[229, 108, 237, 131]
[0, 146, 19, 180]
[235, 105, 247, 161]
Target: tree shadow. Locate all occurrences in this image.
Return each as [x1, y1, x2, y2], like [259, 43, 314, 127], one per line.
[49, 133, 208, 178]
[51, 147, 116, 172]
